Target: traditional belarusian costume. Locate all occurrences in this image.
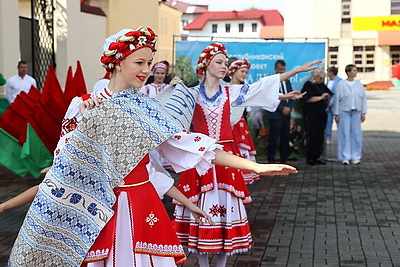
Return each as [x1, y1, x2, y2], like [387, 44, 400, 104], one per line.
[8, 27, 218, 267]
[173, 43, 282, 256]
[8, 85, 219, 267]
[228, 60, 260, 183]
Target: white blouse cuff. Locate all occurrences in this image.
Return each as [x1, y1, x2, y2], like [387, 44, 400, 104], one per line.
[159, 131, 222, 176]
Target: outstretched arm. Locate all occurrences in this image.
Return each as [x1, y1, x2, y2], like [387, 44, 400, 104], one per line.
[166, 186, 214, 225]
[0, 185, 39, 213]
[279, 91, 306, 100]
[212, 149, 298, 176]
[280, 60, 322, 82]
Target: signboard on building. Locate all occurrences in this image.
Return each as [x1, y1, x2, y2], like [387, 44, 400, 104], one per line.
[353, 15, 400, 31]
[175, 41, 326, 91]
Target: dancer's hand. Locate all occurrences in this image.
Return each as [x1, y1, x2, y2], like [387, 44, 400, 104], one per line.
[79, 98, 103, 114]
[280, 91, 306, 100]
[253, 163, 298, 176]
[296, 59, 323, 73]
[189, 205, 214, 225]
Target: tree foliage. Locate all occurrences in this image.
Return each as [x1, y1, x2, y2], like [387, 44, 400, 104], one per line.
[174, 56, 197, 86]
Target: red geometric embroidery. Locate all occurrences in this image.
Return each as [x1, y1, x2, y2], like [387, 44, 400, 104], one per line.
[209, 204, 220, 217]
[198, 147, 205, 152]
[194, 136, 201, 142]
[60, 118, 78, 137]
[218, 205, 227, 217]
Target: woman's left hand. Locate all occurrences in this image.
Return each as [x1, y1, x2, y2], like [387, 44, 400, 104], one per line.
[189, 206, 214, 225]
[297, 59, 323, 72]
[281, 91, 306, 100]
[253, 163, 298, 176]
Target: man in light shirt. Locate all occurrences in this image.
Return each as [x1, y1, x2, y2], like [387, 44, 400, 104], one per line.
[6, 61, 37, 104]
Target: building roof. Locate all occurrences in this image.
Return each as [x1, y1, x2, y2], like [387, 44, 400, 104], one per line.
[183, 10, 283, 30]
[162, 0, 208, 14]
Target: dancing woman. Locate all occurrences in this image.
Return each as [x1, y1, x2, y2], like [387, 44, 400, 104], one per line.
[173, 43, 320, 267]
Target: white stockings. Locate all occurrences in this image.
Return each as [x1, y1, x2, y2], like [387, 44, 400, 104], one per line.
[197, 253, 228, 267]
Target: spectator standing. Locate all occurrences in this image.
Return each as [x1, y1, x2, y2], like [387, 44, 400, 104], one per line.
[325, 66, 342, 144]
[334, 64, 367, 165]
[6, 61, 37, 104]
[266, 60, 294, 165]
[301, 69, 333, 165]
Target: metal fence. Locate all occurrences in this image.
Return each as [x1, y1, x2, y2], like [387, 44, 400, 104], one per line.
[32, 0, 55, 89]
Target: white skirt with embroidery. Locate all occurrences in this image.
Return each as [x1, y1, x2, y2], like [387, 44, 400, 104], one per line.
[174, 168, 252, 255]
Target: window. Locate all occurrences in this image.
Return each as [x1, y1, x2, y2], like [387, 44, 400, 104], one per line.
[239, 23, 244, 32]
[365, 67, 375, 72]
[182, 20, 188, 27]
[343, 11, 350, 15]
[342, 18, 351, 23]
[212, 24, 218, 33]
[328, 46, 339, 66]
[252, 23, 257, 32]
[343, 4, 350, 9]
[392, 0, 400, 14]
[390, 45, 400, 65]
[225, 24, 230, 33]
[353, 45, 375, 73]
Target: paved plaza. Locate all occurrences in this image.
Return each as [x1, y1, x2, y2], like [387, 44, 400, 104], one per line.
[0, 89, 400, 266]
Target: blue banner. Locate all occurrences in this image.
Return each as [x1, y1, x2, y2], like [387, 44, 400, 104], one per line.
[175, 41, 326, 91]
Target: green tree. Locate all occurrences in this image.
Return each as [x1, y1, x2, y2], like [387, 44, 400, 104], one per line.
[175, 56, 197, 86]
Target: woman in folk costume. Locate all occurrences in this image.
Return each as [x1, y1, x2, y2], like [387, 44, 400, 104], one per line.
[8, 27, 297, 267]
[172, 43, 321, 267]
[228, 59, 260, 184]
[140, 61, 169, 97]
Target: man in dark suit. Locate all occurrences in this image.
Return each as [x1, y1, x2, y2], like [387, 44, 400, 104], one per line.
[266, 60, 294, 165]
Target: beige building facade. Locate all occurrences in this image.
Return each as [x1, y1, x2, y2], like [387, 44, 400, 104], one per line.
[284, 0, 399, 83]
[0, 0, 181, 98]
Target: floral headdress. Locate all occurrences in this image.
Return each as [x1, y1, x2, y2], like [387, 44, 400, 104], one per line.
[197, 43, 228, 75]
[227, 59, 251, 77]
[151, 61, 168, 74]
[101, 26, 158, 72]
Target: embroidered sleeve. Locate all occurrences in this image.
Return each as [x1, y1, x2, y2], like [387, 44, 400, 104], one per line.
[159, 130, 222, 175]
[54, 96, 85, 157]
[230, 74, 281, 112]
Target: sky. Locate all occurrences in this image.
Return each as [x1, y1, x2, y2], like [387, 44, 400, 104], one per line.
[183, 0, 284, 14]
